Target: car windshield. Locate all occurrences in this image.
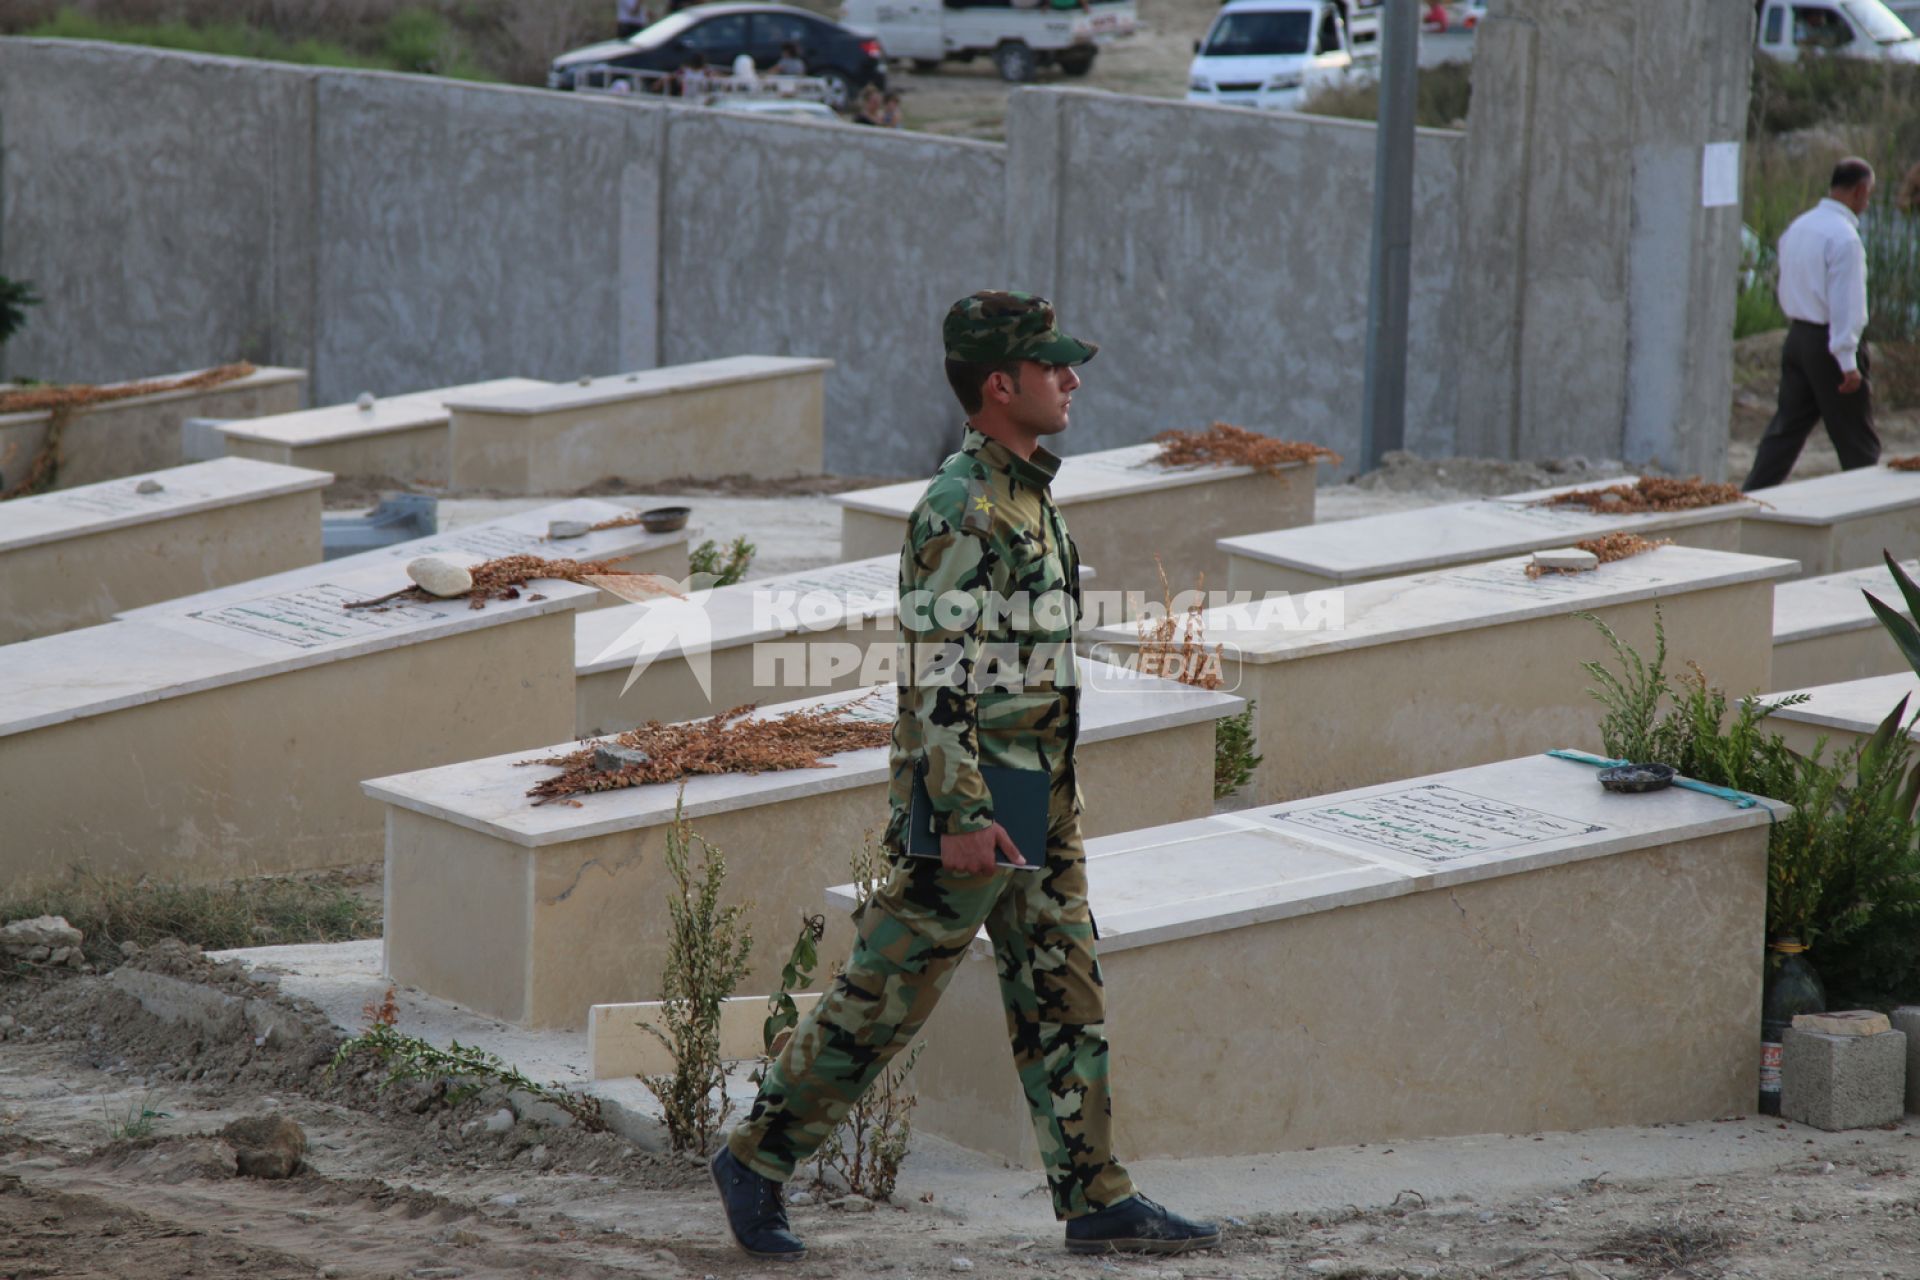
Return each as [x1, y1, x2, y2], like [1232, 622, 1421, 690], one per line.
[1843, 1, 1916, 40]
[634, 11, 700, 44]
[1203, 10, 1312, 55]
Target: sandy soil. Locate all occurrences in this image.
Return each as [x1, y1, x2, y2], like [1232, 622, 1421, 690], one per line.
[3, 945, 1917, 1280]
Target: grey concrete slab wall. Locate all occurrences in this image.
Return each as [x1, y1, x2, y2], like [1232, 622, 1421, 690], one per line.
[0, 40, 316, 386]
[1, 39, 1475, 479]
[657, 112, 1005, 476]
[310, 75, 665, 406]
[1007, 90, 1464, 472]
[1455, 0, 1752, 476]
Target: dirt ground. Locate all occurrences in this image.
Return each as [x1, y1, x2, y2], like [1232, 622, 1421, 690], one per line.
[3, 944, 1918, 1280]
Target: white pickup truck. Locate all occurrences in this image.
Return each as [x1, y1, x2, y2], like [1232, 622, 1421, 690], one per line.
[1186, 0, 1373, 112]
[1754, 0, 1920, 62]
[842, 0, 1137, 82]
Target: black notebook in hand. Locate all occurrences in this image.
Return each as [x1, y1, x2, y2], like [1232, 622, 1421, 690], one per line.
[907, 763, 1049, 871]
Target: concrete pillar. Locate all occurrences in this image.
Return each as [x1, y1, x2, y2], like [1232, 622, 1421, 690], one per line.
[1454, 0, 1753, 477]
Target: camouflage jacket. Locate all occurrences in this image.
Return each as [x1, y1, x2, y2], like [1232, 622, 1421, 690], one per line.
[883, 428, 1083, 850]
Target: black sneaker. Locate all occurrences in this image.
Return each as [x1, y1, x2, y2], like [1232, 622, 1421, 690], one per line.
[1064, 1193, 1221, 1255]
[710, 1146, 805, 1260]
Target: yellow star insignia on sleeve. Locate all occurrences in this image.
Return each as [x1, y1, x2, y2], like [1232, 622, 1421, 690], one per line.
[971, 494, 995, 514]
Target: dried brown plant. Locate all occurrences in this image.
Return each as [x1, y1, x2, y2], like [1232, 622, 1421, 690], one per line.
[1525, 533, 1674, 579]
[1151, 422, 1343, 475]
[0, 363, 256, 500]
[1533, 476, 1751, 515]
[1886, 455, 1920, 471]
[344, 555, 656, 611]
[1133, 558, 1223, 689]
[521, 694, 893, 805]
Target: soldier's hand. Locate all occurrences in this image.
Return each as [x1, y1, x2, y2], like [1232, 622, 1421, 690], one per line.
[940, 822, 1025, 875]
[1839, 369, 1864, 394]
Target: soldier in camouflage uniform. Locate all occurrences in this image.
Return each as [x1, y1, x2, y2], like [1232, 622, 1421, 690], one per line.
[711, 292, 1220, 1261]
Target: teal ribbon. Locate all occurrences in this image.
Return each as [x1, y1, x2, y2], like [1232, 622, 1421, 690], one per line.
[1546, 748, 1760, 809]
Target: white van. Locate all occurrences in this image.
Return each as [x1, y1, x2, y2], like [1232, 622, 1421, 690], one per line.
[1186, 0, 1371, 112]
[1754, 0, 1920, 62]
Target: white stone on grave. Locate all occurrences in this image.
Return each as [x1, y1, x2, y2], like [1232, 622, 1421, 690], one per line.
[444, 356, 830, 492]
[0, 366, 306, 490]
[833, 442, 1316, 617]
[1771, 560, 1916, 691]
[1, 566, 593, 892]
[1219, 479, 1753, 594]
[0, 458, 332, 644]
[213, 378, 551, 487]
[572, 554, 899, 735]
[367, 662, 1244, 1028]
[873, 753, 1784, 1160]
[1766, 672, 1920, 763]
[115, 498, 687, 623]
[1741, 466, 1920, 579]
[1086, 544, 1794, 804]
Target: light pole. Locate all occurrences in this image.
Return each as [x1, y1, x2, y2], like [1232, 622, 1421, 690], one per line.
[1360, 0, 1418, 470]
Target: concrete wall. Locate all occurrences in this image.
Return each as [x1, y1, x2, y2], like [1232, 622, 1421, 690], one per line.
[1454, 0, 1752, 476]
[0, 37, 1472, 476]
[1008, 90, 1464, 466]
[0, 43, 313, 386]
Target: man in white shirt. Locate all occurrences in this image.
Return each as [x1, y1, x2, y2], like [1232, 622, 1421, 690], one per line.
[1744, 158, 1879, 491]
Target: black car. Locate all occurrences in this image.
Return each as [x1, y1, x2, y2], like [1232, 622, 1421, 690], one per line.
[548, 3, 886, 110]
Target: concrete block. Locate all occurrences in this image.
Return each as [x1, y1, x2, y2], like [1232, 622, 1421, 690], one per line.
[1780, 1026, 1907, 1131]
[1891, 1008, 1920, 1115]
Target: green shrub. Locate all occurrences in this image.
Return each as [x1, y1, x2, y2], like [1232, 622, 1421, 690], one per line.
[1579, 610, 1920, 1006]
[641, 798, 754, 1153]
[0, 277, 39, 348]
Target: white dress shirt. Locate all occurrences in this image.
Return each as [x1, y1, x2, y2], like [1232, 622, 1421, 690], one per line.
[1775, 197, 1869, 372]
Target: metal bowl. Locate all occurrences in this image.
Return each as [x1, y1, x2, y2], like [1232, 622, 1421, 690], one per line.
[639, 505, 690, 533]
[1597, 763, 1676, 793]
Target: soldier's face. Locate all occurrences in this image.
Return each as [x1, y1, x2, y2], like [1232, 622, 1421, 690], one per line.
[1003, 360, 1080, 437]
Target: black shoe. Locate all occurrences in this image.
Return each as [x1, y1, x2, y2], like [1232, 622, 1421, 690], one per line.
[1064, 1193, 1221, 1255]
[710, 1146, 805, 1260]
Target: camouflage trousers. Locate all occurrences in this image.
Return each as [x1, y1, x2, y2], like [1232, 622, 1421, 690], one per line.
[726, 796, 1135, 1220]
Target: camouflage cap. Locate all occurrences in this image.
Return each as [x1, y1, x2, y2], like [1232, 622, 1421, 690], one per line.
[942, 291, 1098, 366]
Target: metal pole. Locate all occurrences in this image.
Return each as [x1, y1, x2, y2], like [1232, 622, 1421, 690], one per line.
[1361, 0, 1418, 470]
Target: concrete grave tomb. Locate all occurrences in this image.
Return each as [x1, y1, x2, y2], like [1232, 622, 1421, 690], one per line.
[367, 664, 1244, 1028]
[1740, 466, 1920, 580]
[883, 754, 1784, 1161]
[572, 555, 900, 735]
[445, 357, 830, 492]
[1770, 560, 1916, 692]
[0, 458, 332, 644]
[1765, 672, 1920, 763]
[0, 564, 600, 891]
[1087, 544, 1794, 805]
[114, 498, 688, 624]
[210, 378, 551, 487]
[1220, 480, 1754, 595]
[0, 365, 306, 491]
[833, 442, 1316, 616]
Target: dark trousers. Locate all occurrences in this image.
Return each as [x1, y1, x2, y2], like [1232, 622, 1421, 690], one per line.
[1743, 319, 1879, 491]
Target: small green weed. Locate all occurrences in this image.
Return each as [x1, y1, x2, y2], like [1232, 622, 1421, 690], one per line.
[1213, 702, 1263, 800]
[641, 798, 754, 1153]
[101, 1090, 170, 1142]
[330, 1023, 608, 1131]
[689, 536, 757, 589]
